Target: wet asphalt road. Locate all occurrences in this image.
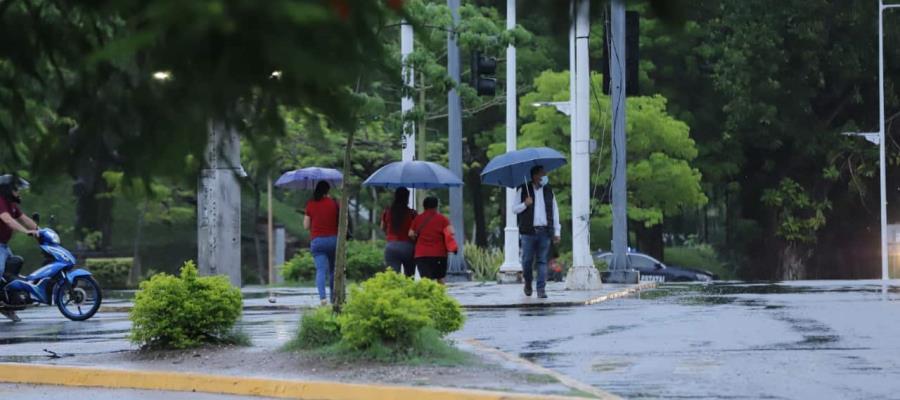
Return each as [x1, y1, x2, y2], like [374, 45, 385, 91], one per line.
[452, 280, 900, 400]
[2, 280, 899, 399]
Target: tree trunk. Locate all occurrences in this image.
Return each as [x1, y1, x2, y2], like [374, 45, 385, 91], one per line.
[370, 186, 378, 241]
[778, 242, 808, 281]
[252, 185, 265, 284]
[333, 128, 356, 312]
[128, 201, 148, 286]
[634, 220, 664, 261]
[73, 165, 114, 250]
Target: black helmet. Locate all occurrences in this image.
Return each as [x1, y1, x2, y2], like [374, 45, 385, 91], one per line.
[0, 174, 29, 203]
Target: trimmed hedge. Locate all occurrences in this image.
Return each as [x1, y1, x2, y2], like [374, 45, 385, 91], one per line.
[282, 240, 388, 283]
[85, 257, 132, 289]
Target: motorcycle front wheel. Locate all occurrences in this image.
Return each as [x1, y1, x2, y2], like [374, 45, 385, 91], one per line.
[55, 276, 102, 321]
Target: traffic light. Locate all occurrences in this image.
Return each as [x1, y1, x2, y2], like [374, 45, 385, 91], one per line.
[470, 52, 497, 96]
[602, 11, 640, 96]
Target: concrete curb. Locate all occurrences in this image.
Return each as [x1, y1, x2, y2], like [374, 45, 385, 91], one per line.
[98, 282, 657, 314]
[463, 339, 622, 400]
[0, 362, 591, 400]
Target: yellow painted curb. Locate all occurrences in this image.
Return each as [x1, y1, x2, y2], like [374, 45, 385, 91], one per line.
[0, 363, 586, 400]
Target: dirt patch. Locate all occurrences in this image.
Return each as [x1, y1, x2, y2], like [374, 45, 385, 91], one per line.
[44, 344, 583, 396]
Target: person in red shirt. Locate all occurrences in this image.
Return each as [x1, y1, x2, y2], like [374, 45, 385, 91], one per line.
[304, 181, 339, 305]
[408, 196, 455, 283]
[0, 175, 38, 322]
[381, 188, 417, 277]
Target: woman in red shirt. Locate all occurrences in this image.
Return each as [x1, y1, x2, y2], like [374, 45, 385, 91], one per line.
[408, 196, 455, 283]
[381, 188, 417, 277]
[304, 181, 339, 305]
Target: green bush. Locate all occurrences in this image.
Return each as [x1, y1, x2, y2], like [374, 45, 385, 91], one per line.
[463, 244, 502, 281]
[338, 270, 464, 350]
[294, 306, 342, 349]
[130, 260, 243, 349]
[282, 241, 386, 283]
[282, 251, 315, 282]
[346, 240, 388, 281]
[85, 257, 132, 289]
[665, 245, 734, 280]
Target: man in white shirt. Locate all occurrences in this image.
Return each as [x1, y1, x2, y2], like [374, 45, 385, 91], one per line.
[513, 165, 560, 298]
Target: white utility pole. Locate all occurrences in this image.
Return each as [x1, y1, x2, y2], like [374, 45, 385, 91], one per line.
[498, 0, 522, 282]
[878, 0, 899, 281]
[401, 19, 416, 208]
[565, 0, 603, 290]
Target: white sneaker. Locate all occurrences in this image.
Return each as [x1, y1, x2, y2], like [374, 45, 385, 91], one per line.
[1, 309, 21, 322]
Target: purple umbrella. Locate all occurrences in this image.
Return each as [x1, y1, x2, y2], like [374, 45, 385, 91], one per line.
[275, 167, 343, 190]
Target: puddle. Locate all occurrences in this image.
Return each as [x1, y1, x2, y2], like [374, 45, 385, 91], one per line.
[590, 324, 638, 337]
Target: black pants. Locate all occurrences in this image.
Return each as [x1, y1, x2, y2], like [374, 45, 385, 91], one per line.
[385, 241, 416, 277]
[415, 257, 448, 280]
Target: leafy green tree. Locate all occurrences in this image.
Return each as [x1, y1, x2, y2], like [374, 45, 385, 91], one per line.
[498, 70, 707, 259]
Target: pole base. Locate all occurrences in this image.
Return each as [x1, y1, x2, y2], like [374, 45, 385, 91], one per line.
[565, 265, 603, 290]
[496, 270, 522, 284]
[605, 269, 640, 284]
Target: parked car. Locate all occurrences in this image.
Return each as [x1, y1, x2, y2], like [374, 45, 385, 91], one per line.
[593, 250, 716, 282]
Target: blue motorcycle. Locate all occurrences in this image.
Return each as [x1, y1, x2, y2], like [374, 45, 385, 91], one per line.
[1, 214, 102, 321]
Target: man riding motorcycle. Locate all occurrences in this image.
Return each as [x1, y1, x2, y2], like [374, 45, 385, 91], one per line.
[0, 174, 38, 322]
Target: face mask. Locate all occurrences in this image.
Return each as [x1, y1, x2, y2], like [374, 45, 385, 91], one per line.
[540, 176, 549, 186]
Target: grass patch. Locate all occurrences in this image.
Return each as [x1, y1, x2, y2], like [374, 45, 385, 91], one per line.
[665, 245, 736, 280]
[524, 373, 560, 384]
[284, 327, 473, 366]
[217, 328, 252, 347]
[564, 388, 601, 398]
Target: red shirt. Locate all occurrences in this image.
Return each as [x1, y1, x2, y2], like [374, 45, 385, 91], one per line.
[409, 210, 450, 258]
[0, 197, 21, 244]
[305, 197, 339, 240]
[382, 208, 417, 242]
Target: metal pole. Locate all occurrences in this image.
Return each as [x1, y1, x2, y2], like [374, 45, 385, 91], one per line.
[879, 0, 889, 281]
[565, 0, 602, 290]
[498, 0, 522, 282]
[401, 20, 417, 209]
[267, 177, 274, 285]
[447, 0, 467, 279]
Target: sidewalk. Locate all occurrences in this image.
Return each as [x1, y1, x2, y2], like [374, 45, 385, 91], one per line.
[100, 281, 656, 313]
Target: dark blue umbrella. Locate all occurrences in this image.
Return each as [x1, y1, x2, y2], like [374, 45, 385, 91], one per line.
[480, 147, 567, 188]
[275, 167, 343, 190]
[363, 161, 463, 189]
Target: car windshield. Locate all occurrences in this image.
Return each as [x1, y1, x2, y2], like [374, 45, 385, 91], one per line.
[628, 254, 662, 271]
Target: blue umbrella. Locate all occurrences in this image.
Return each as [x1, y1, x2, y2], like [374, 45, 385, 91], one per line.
[480, 147, 567, 188]
[363, 161, 463, 189]
[275, 167, 343, 190]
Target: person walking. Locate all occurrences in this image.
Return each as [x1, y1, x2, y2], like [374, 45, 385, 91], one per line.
[304, 181, 339, 305]
[514, 165, 561, 298]
[409, 196, 456, 284]
[381, 188, 417, 277]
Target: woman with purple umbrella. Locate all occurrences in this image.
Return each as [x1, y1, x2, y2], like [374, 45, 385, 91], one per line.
[304, 181, 339, 306]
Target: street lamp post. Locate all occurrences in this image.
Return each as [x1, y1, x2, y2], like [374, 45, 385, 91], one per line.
[878, 1, 899, 281]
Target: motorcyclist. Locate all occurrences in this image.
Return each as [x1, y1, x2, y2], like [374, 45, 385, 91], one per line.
[0, 174, 38, 322]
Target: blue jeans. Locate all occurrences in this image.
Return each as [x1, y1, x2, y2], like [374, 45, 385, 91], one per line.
[0, 244, 11, 279]
[521, 229, 551, 290]
[311, 236, 337, 301]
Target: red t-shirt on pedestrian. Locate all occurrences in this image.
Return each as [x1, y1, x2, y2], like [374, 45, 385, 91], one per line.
[409, 209, 450, 258]
[305, 197, 339, 240]
[382, 208, 417, 242]
[0, 197, 22, 244]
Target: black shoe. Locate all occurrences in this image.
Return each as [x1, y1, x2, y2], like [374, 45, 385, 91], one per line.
[524, 282, 533, 297]
[537, 289, 547, 299]
[1, 309, 21, 322]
